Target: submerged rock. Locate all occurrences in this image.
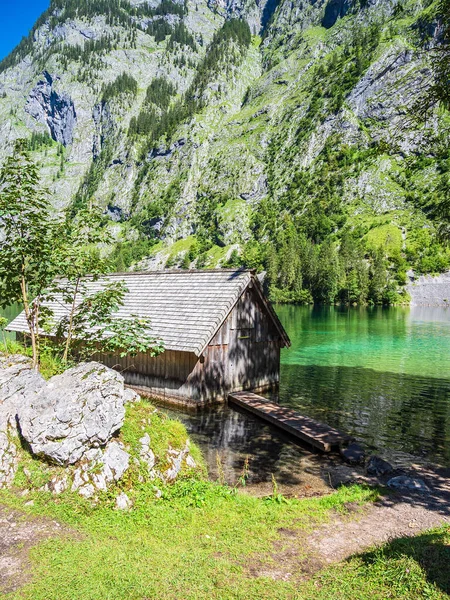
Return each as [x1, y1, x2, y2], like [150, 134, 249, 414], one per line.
[340, 443, 365, 465]
[18, 362, 126, 466]
[387, 476, 430, 493]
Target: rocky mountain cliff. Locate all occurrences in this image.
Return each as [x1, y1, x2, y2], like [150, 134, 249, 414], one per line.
[0, 0, 448, 296]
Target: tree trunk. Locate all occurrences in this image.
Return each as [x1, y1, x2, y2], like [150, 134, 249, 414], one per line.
[20, 274, 39, 370]
[63, 277, 80, 363]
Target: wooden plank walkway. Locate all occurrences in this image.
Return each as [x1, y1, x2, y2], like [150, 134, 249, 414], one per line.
[228, 391, 350, 452]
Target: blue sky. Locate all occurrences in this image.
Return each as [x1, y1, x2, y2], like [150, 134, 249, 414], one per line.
[0, 0, 50, 61]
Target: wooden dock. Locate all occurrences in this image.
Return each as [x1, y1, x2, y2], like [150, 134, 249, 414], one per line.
[228, 391, 350, 452]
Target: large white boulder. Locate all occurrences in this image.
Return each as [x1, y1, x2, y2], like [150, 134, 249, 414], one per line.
[17, 362, 126, 466]
[0, 355, 45, 488]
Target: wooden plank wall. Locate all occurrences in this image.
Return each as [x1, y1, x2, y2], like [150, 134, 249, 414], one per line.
[92, 286, 282, 404]
[205, 287, 281, 397]
[94, 349, 201, 402]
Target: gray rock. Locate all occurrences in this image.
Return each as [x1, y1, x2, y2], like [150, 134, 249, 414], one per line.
[46, 476, 69, 495]
[140, 432, 156, 473]
[25, 71, 77, 146]
[124, 387, 141, 404]
[340, 443, 365, 465]
[164, 440, 191, 482]
[115, 491, 132, 510]
[18, 362, 126, 466]
[78, 483, 96, 499]
[186, 454, 197, 469]
[0, 355, 46, 488]
[0, 354, 46, 410]
[0, 428, 19, 489]
[366, 455, 394, 476]
[101, 440, 130, 483]
[387, 476, 431, 493]
[72, 440, 130, 497]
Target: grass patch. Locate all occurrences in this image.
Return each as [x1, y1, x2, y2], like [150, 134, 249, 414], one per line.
[0, 398, 383, 599]
[0, 340, 68, 379]
[0, 356, 446, 599]
[305, 526, 450, 599]
[1, 398, 447, 600]
[1, 483, 379, 600]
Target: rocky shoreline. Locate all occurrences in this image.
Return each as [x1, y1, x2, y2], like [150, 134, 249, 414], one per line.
[0, 355, 199, 508]
[407, 271, 450, 307]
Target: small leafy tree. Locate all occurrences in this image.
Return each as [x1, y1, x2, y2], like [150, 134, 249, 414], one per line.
[52, 207, 110, 362]
[0, 139, 57, 369]
[0, 141, 164, 369]
[51, 208, 164, 362]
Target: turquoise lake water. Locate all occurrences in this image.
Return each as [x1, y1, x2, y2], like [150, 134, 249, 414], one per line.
[277, 305, 450, 466]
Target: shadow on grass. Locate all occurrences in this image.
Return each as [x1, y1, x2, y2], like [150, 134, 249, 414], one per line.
[359, 527, 450, 595]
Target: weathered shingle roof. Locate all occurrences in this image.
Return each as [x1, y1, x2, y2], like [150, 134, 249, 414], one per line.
[7, 269, 289, 356]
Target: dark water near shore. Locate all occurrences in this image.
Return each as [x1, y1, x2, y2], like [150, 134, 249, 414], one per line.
[167, 306, 450, 484]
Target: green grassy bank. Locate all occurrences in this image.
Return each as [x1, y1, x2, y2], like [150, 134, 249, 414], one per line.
[0, 399, 448, 600]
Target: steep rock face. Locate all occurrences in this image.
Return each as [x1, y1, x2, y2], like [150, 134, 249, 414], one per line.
[0, 0, 447, 274]
[322, 0, 355, 28]
[92, 100, 116, 158]
[25, 71, 77, 146]
[407, 272, 450, 306]
[207, 0, 275, 33]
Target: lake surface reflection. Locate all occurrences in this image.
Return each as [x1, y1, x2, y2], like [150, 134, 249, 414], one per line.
[166, 306, 450, 484]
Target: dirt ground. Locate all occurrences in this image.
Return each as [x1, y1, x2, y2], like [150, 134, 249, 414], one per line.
[1, 465, 449, 593]
[249, 464, 450, 581]
[0, 505, 72, 595]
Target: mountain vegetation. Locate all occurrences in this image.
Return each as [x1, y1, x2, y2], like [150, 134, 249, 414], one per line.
[0, 0, 448, 304]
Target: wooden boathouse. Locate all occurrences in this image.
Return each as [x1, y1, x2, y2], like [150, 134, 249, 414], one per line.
[8, 269, 290, 405]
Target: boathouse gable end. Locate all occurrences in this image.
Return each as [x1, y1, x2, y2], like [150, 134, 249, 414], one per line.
[7, 269, 290, 405]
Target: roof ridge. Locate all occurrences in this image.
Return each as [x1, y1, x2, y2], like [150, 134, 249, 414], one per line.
[102, 269, 253, 276]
